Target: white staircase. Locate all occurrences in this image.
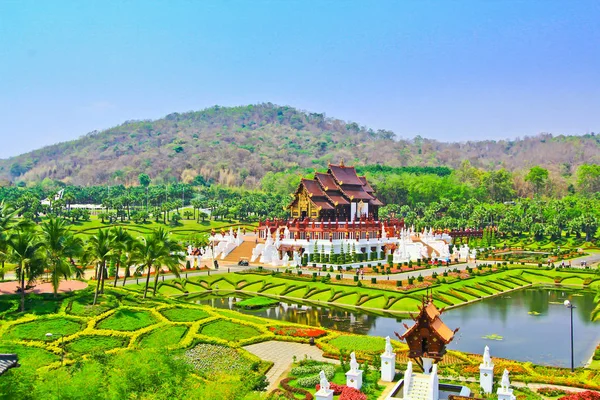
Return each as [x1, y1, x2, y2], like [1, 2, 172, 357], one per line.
[405, 374, 432, 400]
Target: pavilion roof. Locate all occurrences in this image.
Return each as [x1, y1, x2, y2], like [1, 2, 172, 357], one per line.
[359, 176, 375, 193]
[0, 354, 19, 376]
[328, 164, 364, 186]
[339, 185, 374, 201]
[301, 178, 327, 197]
[399, 300, 455, 344]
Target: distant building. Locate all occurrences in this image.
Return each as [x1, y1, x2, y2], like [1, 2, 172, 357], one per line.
[288, 162, 383, 221]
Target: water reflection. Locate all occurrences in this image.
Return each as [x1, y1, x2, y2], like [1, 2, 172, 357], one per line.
[190, 288, 599, 368]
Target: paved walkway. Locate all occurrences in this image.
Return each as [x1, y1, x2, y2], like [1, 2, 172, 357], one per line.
[0, 280, 88, 295]
[243, 340, 336, 392]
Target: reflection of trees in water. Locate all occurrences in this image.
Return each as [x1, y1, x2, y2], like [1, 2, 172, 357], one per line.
[526, 289, 550, 315]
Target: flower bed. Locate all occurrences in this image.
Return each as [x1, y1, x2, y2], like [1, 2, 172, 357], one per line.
[185, 343, 254, 375]
[559, 392, 600, 400]
[269, 326, 327, 338]
[537, 387, 571, 397]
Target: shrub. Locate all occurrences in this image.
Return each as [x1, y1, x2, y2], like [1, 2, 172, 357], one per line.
[396, 280, 402, 287]
[296, 367, 335, 387]
[371, 277, 377, 284]
[269, 326, 327, 338]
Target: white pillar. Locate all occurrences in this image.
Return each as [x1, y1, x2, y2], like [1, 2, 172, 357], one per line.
[315, 389, 334, 400]
[380, 352, 396, 382]
[497, 369, 516, 400]
[403, 361, 413, 398]
[479, 345, 495, 394]
[429, 364, 439, 400]
[346, 369, 363, 390]
[422, 357, 433, 374]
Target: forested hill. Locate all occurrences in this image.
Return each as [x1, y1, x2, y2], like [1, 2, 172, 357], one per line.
[1, 103, 599, 187]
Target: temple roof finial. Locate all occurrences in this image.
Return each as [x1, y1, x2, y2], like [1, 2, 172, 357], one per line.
[340, 159, 345, 167]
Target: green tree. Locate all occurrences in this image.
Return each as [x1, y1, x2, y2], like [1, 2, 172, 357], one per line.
[6, 229, 45, 311]
[40, 218, 83, 297]
[84, 229, 115, 305]
[110, 227, 132, 287]
[134, 228, 183, 298]
[576, 164, 600, 195]
[525, 166, 549, 196]
[0, 201, 22, 280]
[138, 173, 151, 188]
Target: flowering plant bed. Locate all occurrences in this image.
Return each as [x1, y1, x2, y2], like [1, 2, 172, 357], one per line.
[269, 326, 327, 338]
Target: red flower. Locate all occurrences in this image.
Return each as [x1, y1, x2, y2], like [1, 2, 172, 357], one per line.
[559, 392, 600, 400]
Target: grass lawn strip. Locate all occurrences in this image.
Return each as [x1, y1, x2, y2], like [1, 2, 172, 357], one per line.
[199, 319, 263, 341]
[138, 325, 188, 348]
[6, 317, 84, 341]
[96, 308, 157, 331]
[66, 335, 129, 354]
[161, 307, 210, 322]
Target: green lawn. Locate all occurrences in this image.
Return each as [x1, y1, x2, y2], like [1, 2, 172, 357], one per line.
[6, 318, 84, 341]
[160, 307, 210, 322]
[139, 325, 188, 348]
[161, 266, 598, 313]
[69, 216, 257, 240]
[66, 335, 128, 354]
[328, 335, 386, 353]
[234, 296, 279, 309]
[97, 309, 157, 331]
[199, 320, 262, 341]
[0, 343, 59, 367]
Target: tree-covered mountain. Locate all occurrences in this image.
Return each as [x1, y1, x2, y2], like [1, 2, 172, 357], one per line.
[1, 103, 599, 187]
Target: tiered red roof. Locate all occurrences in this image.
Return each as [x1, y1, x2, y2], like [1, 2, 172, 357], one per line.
[288, 162, 384, 216]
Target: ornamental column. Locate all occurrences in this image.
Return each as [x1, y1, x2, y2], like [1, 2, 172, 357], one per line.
[479, 345, 494, 394]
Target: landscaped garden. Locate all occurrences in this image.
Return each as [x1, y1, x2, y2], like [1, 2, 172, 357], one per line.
[0, 272, 599, 399]
[129, 265, 600, 316]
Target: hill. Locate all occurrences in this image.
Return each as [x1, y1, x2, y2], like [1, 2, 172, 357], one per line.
[1, 103, 599, 187]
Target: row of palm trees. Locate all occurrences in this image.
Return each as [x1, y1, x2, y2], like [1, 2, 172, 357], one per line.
[0, 202, 184, 312]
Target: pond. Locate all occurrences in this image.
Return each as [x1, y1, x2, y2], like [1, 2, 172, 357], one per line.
[190, 288, 600, 368]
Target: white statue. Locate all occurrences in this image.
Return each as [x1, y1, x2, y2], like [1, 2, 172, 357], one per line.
[350, 351, 359, 372]
[483, 345, 492, 367]
[385, 336, 394, 355]
[501, 369, 510, 390]
[319, 370, 330, 391]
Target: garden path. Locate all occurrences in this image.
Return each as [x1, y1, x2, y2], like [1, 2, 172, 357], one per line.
[244, 340, 337, 391]
[0, 280, 87, 295]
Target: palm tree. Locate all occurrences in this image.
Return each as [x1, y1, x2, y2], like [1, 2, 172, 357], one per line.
[134, 228, 183, 298]
[6, 229, 45, 312]
[84, 229, 114, 305]
[110, 227, 132, 287]
[0, 201, 21, 280]
[121, 237, 138, 287]
[40, 218, 84, 297]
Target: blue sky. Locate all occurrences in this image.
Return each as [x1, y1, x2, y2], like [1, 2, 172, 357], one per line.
[0, 0, 599, 159]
